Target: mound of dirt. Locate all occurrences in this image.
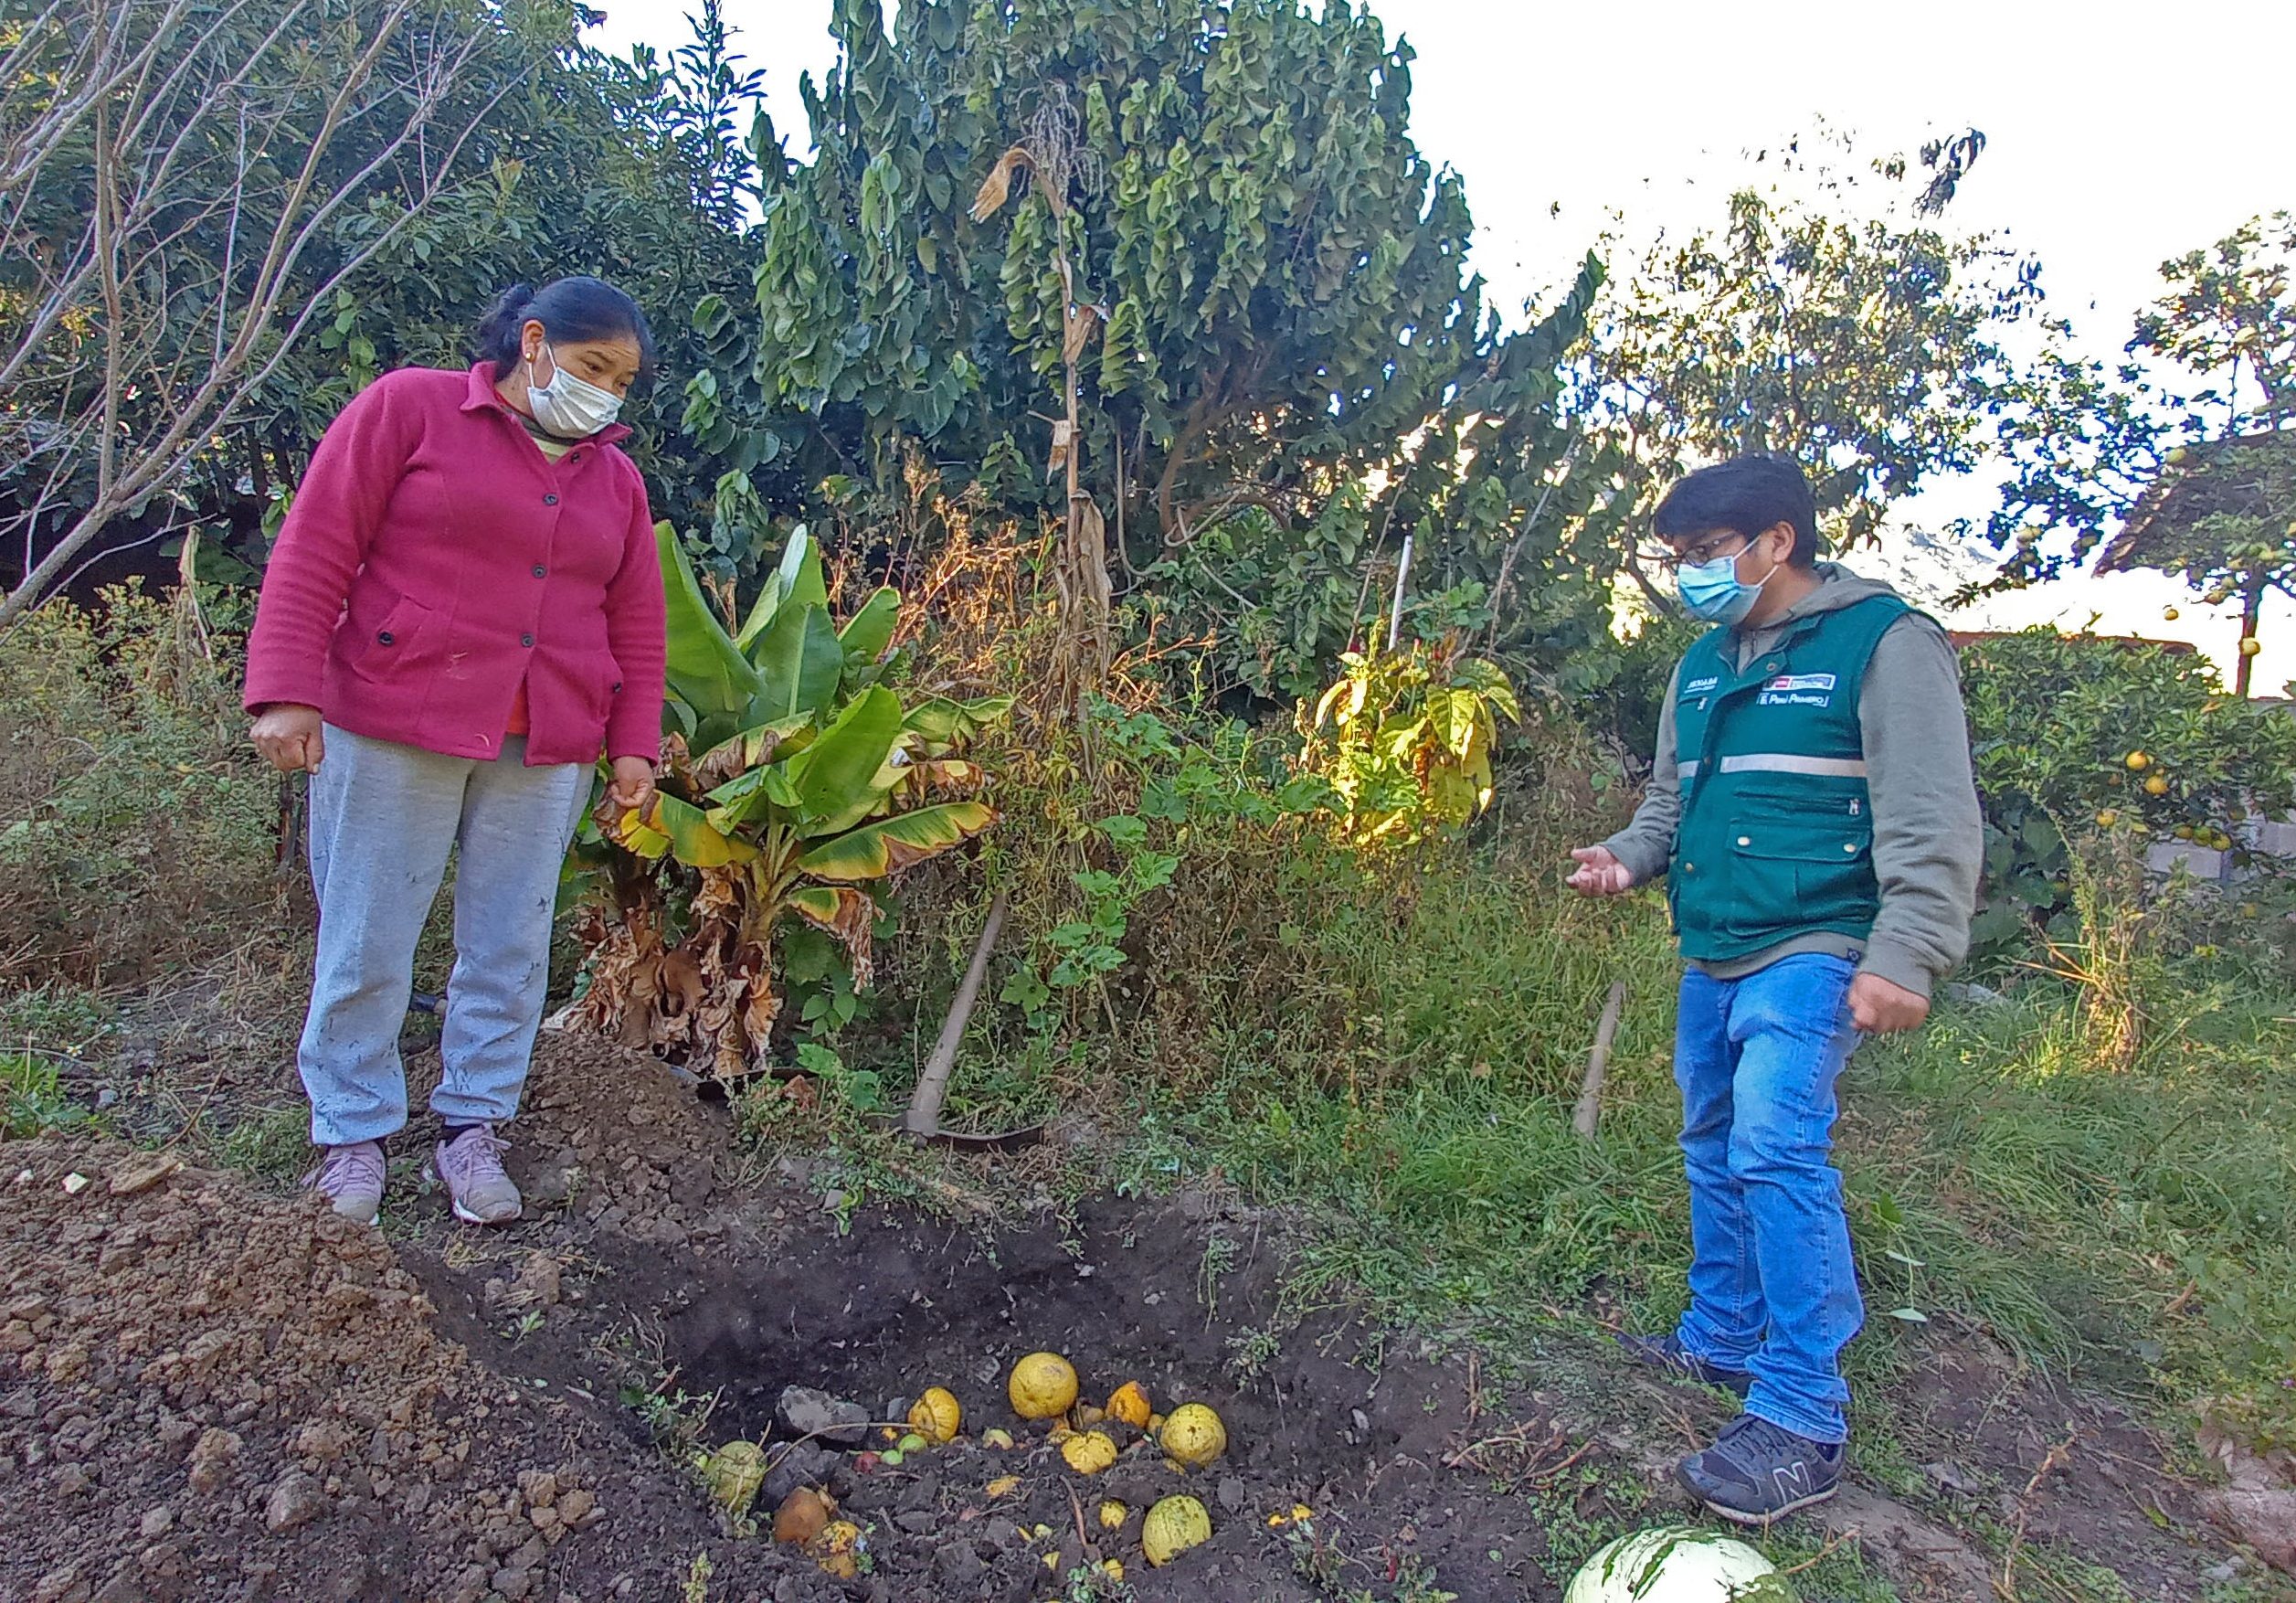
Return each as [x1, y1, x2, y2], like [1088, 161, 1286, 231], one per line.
[0, 1138, 679, 1603]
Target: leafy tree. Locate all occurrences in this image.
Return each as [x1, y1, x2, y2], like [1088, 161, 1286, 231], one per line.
[1576, 131, 2079, 591]
[0, 0, 510, 631]
[684, 0, 1613, 703]
[0, 0, 768, 615]
[1981, 213, 2296, 694]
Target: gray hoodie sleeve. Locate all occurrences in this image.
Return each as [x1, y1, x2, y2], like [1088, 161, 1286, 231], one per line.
[1857, 614, 1984, 997]
[1600, 659, 1684, 886]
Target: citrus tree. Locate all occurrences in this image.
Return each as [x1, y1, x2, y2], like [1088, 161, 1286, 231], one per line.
[1959, 628, 2296, 951]
[566, 525, 1009, 1079]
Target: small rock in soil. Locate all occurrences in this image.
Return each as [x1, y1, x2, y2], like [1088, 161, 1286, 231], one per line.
[265, 1469, 327, 1532]
[105, 1153, 181, 1196]
[1218, 1475, 1247, 1513]
[757, 1441, 836, 1508]
[778, 1385, 869, 1446]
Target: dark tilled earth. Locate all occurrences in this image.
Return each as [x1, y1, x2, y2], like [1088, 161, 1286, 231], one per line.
[0, 1034, 2275, 1603]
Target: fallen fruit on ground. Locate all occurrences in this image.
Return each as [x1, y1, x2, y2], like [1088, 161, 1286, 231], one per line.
[1106, 1381, 1152, 1429]
[897, 1432, 928, 1453]
[2097, 809, 2119, 828]
[982, 1428, 1015, 1449]
[1159, 1403, 1227, 1467]
[1009, 1352, 1079, 1419]
[879, 1449, 904, 1466]
[695, 1439, 767, 1515]
[908, 1386, 961, 1443]
[772, 1486, 833, 1545]
[1143, 1494, 1213, 1566]
[815, 1519, 864, 1580]
[1098, 1499, 1128, 1529]
[1062, 1429, 1118, 1473]
[1563, 1525, 1781, 1603]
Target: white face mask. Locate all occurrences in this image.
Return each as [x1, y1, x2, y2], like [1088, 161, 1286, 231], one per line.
[524, 343, 623, 438]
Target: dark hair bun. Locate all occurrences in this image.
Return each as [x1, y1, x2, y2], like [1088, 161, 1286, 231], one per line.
[471, 277, 655, 383]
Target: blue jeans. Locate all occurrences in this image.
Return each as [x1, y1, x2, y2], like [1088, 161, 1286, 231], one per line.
[1671, 953, 1866, 1443]
[301, 727, 589, 1147]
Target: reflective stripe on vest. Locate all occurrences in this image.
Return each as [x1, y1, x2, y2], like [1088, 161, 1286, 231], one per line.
[1679, 754, 1870, 781]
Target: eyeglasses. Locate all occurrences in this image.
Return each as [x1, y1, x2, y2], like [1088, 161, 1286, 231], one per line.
[1635, 533, 1752, 576]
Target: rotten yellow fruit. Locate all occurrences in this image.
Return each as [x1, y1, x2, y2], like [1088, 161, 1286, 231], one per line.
[1159, 1404, 1227, 1468]
[908, 1387, 961, 1444]
[1106, 1382, 1152, 1430]
[1101, 1560, 1127, 1583]
[2241, 636, 2263, 657]
[1008, 1352, 1079, 1420]
[1143, 1494, 1213, 1566]
[816, 1520, 864, 1580]
[695, 1439, 767, 1516]
[1098, 1499, 1128, 1530]
[1061, 1430, 1119, 1474]
[772, 1486, 833, 1545]
[2096, 809, 2119, 828]
[1074, 1403, 1105, 1428]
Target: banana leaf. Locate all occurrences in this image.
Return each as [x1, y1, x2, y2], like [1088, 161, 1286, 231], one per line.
[838, 587, 900, 665]
[608, 791, 757, 867]
[902, 694, 1016, 746]
[796, 801, 996, 881]
[655, 523, 764, 722]
[735, 525, 830, 653]
[781, 685, 905, 836]
[746, 601, 845, 724]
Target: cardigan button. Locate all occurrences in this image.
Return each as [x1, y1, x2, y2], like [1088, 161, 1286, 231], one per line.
[532, 564, 546, 579]
[521, 632, 535, 648]
[376, 631, 394, 645]
[543, 494, 559, 505]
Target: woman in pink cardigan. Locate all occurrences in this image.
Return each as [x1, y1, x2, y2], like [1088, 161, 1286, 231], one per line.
[245, 278, 668, 1227]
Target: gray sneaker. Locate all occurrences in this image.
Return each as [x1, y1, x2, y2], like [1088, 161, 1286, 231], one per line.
[303, 1141, 386, 1225]
[436, 1125, 522, 1226]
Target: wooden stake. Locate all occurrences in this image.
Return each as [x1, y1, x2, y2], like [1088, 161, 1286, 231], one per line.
[1571, 981, 1627, 1141]
[905, 892, 1010, 1138]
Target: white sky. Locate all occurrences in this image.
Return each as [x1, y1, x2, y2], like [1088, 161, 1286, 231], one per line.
[588, 0, 2295, 688]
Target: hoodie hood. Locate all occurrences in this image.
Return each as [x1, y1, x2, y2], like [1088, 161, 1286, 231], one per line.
[1729, 562, 1910, 663]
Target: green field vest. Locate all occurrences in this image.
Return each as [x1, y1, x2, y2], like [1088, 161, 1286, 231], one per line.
[1666, 593, 1910, 961]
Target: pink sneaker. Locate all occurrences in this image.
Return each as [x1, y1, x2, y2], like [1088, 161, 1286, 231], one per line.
[435, 1125, 522, 1226]
[303, 1141, 386, 1225]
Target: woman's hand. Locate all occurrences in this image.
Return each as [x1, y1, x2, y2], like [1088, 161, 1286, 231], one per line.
[606, 755, 656, 818]
[251, 705, 326, 773]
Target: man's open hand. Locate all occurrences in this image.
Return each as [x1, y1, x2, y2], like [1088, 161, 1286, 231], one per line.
[1848, 971, 1928, 1035]
[1567, 844, 1635, 897]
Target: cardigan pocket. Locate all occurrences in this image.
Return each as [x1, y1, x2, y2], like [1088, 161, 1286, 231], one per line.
[340, 580, 439, 685]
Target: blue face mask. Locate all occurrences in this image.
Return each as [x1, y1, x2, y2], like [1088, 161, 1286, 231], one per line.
[1676, 544, 1772, 626]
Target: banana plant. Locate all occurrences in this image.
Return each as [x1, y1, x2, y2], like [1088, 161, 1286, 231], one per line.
[567, 523, 1011, 1080]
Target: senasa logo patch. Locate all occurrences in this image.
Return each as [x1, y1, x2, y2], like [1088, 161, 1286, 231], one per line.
[1683, 675, 1719, 695]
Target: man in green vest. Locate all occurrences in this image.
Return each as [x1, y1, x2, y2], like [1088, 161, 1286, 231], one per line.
[1570, 455, 1982, 1523]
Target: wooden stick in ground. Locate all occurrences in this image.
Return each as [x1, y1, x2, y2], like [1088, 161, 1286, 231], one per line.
[1572, 981, 1627, 1140]
[904, 891, 1010, 1138]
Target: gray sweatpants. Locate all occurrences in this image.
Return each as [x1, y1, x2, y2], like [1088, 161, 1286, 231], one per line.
[300, 725, 589, 1147]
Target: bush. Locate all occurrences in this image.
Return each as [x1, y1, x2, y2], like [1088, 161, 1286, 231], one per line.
[1960, 628, 2296, 955]
[0, 585, 289, 989]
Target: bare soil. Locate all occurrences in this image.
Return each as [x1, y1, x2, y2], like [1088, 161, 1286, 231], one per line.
[0, 1034, 2273, 1603]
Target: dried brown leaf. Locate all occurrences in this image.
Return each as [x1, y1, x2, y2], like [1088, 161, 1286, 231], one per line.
[970, 146, 1032, 222]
